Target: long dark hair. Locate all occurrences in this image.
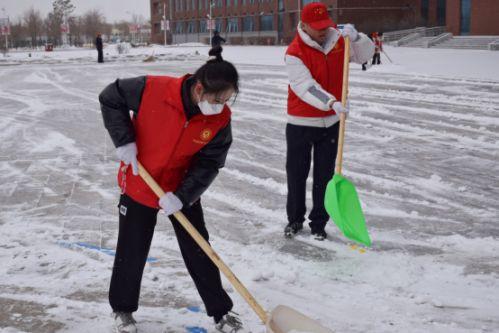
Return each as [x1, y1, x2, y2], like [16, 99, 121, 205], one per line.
[193, 46, 239, 97]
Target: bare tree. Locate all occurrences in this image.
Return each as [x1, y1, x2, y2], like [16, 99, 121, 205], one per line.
[68, 15, 84, 46]
[46, 0, 75, 45]
[23, 7, 43, 48]
[44, 12, 61, 45]
[52, 0, 75, 18]
[83, 9, 105, 45]
[9, 18, 28, 48]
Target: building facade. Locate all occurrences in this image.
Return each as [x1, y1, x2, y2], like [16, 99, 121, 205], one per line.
[150, 0, 498, 46]
[445, 0, 499, 36]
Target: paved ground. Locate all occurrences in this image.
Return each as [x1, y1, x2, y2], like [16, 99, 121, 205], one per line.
[0, 55, 498, 332]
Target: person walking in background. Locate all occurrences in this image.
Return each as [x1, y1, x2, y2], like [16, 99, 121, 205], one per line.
[372, 32, 383, 65]
[96, 33, 104, 63]
[211, 30, 226, 48]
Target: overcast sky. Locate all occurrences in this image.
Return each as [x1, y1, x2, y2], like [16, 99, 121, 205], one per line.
[0, 0, 150, 23]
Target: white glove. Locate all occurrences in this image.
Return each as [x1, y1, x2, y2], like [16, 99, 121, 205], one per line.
[116, 142, 138, 176]
[342, 24, 359, 42]
[330, 100, 350, 115]
[159, 192, 183, 216]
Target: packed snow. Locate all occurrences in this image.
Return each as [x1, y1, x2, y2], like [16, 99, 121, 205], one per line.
[0, 44, 498, 333]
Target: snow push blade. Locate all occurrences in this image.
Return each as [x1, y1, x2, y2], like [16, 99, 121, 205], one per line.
[324, 37, 371, 247]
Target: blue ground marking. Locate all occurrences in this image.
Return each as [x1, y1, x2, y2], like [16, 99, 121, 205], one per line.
[57, 241, 158, 262]
[186, 327, 207, 333]
[187, 306, 202, 313]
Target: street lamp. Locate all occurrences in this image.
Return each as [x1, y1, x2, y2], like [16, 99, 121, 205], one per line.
[209, 0, 215, 45]
[125, 10, 136, 44]
[163, 2, 167, 46]
[1, 7, 8, 50]
[258, 11, 264, 45]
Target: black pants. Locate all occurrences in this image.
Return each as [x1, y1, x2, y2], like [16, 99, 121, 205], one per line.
[98, 49, 104, 63]
[372, 53, 381, 65]
[286, 123, 339, 231]
[109, 194, 233, 321]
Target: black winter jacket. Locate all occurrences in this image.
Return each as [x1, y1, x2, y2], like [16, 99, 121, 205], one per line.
[98, 76, 232, 206]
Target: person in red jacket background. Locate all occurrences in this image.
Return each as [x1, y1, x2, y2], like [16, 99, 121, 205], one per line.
[284, 2, 374, 240]
[99, 46, 242, 333]
[372, 31, 383, 65]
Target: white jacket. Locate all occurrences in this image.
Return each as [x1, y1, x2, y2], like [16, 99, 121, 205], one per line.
[285, 24, 375, 128]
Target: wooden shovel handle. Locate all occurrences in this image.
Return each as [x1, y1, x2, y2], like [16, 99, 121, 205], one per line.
[137, 162, 269, 324]
[335, 36, 351, 175]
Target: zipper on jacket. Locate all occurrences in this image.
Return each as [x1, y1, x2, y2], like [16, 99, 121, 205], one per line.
[163, 119, 189, 173]
[325, 53, 331, 103]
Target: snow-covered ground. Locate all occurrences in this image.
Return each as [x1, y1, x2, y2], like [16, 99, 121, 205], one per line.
[0, 44, 498, 333]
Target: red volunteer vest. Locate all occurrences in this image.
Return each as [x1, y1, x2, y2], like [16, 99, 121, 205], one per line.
[286, 32, 345, 117]
[117, 75, 231, 208]
[374, 37, 382, 52]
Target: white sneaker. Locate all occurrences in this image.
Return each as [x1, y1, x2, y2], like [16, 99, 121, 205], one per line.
[113, 312, 137, 333]
[215, 311, 243, 333]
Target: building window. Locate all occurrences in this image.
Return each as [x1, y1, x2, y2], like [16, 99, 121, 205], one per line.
[302, 0, 315, 6]
[187, 21, 197, 33]
[200, 20, 207, 32]
[227, 18, 239, 32]
[460, 0, 471, 35]
[260, 15, 273, 31]
[289, 12, 297, 29]
[175, 22, 184, 33]
[153, 2, 163, 15]
[215, 18, 223, 32]
[154, 23, 161, 34]
[243, 16, 254, 31]
[421, 0, 429, 24]
[437, 0, 446, 26]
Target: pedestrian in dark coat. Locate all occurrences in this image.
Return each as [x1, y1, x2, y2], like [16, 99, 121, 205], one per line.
[96, 33, 104, 63]
[211, 30, 226, 48]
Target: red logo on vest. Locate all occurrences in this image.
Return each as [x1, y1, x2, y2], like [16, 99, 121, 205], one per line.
[201, 129, 212, 141]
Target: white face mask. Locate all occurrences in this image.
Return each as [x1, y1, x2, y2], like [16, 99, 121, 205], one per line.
[198, 100, 225, 116]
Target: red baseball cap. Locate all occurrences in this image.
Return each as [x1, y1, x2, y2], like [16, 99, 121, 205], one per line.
[301, 2, 334, 31]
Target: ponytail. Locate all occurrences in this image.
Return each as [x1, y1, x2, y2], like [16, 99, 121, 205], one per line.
[193, 46, 239, 96]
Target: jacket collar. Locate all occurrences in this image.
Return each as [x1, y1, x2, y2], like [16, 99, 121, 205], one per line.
[162, 74, 231, 122]
[181, 75, 202, 120]
[163, 74, 190, 113]
[297, 23, 341, 54]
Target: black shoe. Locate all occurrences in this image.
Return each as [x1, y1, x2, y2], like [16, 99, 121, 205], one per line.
[311, 229, 327, 241]
[284, 222, 303, 238]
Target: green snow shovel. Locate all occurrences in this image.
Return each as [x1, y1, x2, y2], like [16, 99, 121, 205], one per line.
[324, 37, 372, 247]
[137, 162, 335, 333]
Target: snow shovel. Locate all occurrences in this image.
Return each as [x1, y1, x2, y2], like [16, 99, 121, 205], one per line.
[324, 37, 372, 247]
[382, 50, 393, 63]
[137, 162, 334, 333]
